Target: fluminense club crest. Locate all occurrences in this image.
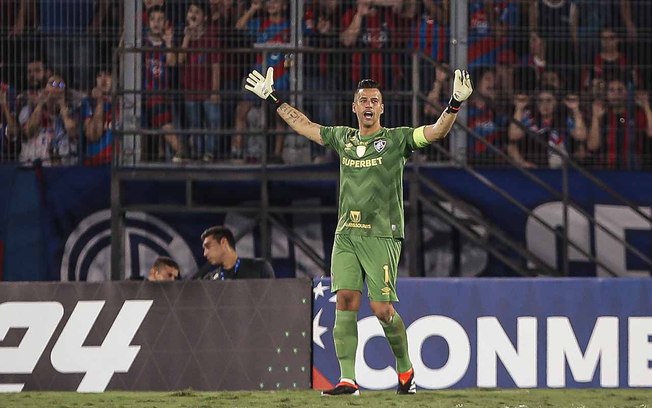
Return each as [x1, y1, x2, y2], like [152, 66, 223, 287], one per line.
[374, 139, 386, 153]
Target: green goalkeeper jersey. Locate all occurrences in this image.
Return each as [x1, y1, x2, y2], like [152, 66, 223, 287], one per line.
[321, 125, 427, 239]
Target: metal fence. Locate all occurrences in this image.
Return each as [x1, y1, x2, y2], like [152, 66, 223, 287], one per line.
[1, 0, 651, 169]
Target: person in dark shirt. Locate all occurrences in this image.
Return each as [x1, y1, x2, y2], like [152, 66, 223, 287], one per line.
[195, 225, 275, 279]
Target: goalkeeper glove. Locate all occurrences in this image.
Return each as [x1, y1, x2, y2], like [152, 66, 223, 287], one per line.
[244, 67, 283, 105]
[447, 69, 473, 114]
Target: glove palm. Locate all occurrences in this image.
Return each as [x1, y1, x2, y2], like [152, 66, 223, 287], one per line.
[452, 69, 473, 103]
[244, 67, 278, 102]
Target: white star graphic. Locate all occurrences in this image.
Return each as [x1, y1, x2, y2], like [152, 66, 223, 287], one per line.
[313, 281, 330, 300]
[328, 294, 337, 303]
[312, 309, 328, 349]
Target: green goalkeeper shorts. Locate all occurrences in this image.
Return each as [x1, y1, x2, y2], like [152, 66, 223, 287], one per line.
[330, 234, 402, 302]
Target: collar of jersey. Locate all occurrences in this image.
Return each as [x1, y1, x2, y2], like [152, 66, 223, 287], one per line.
[359, 127, 385, 140]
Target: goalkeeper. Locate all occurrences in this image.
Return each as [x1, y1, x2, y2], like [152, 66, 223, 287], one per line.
[245, 68, 473, 396]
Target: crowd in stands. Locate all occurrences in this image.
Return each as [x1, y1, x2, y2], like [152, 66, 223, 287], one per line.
[0, 0, 651, 169]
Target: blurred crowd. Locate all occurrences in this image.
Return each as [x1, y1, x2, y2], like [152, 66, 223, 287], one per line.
[0, 0, 650, 169]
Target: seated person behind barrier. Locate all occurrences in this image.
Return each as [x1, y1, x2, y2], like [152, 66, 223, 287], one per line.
[195, 225, 275, 280]
[147, 256, 181, 281]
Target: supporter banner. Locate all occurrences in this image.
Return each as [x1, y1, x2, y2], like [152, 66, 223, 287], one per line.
[0, 279, 312, 391]
[417, 168, 652, 277]
[0, 167, 14, 280]
[0, 167, 14, 243]
[2, 166, 651, 280]
[312, 278, 652, 390]
[37, 166, 337, 281]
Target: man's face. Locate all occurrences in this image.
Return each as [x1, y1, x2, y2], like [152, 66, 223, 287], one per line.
[203, 236, 226, 266]
[27, 61, 45, 88]
[149, 11, 166, 35]
[352, 88, 383, 128]
[149, 265, 179, 281]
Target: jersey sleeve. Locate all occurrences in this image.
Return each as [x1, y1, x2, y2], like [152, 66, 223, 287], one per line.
[404, 126, 428, 155]
[320, 126, 345, 152]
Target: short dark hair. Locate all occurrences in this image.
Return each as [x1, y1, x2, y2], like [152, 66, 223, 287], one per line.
[356, 79, 381, 91]
[201, 225, 236, 249]
[354, 79, 381, 99]
[152, 256, 180, 271]
[188, 0, 209, 16]
[148, 5, 165, 15]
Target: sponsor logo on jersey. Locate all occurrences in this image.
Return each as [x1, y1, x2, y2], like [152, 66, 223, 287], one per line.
[342, 156, 383, 168]
[374, 139, 386, 153]
[344, 211, 371, 229]
[356, 145, 366, 157]
[381, 287, 391, 296]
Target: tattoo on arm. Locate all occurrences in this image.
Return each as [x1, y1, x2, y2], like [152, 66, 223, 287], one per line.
[427, 111, 454, 142]
[277, 103, 324, 145]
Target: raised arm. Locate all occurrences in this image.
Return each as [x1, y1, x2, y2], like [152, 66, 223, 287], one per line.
[421, 69, 473, 143]
[244, 67, 324, 145]
[276, 103, 324, 145]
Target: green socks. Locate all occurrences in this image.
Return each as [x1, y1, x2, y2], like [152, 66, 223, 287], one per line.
[333, 309, 412, 380]
[380, 311, 412, 373]
[333, 310, 358, 381]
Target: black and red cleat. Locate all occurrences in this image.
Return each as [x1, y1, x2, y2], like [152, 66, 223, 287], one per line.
[321, 379, 360, 396]
[397, 368, 416, 394]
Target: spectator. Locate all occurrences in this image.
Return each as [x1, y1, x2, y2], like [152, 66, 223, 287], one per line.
[340, 0, 412, 91]
[422, 63, 452, 162]
[233, 0, 290, 163]
[142, 0, 165, 33]
[209, 0, 251, 145]
[520, 31, 548, 87]
[1, 0, 28, 86]
[19, 73, 78, 166]
[619, 0, 652, 91]
[467, 0, 520, 69]
[142, 5, 183, 162]
[179, 0, 222, 162]
[528, 0, 579, 88]
[340, 0, 415, 128]
[588, 77, 652, 169]
[195, 225, 275, 280]
[541, 68, 564, 91]
[303, 0, 345, 126]
[466, 67, 509, 166]
[581, 26, 637, 93]
[303, 0, 345, 163]
[0, 81, 19, 161]
[80, 69, 118, 165]
[13, 0, 112, 90]
[147, 256, 181, 281]
[423, 63, 451, 116]
[16, 58, 48, 114]
[575, 0, 623, 65]
[408, 0, 450, 88]
[562, 92, 590, 163]
[508, 88, 587, 168]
